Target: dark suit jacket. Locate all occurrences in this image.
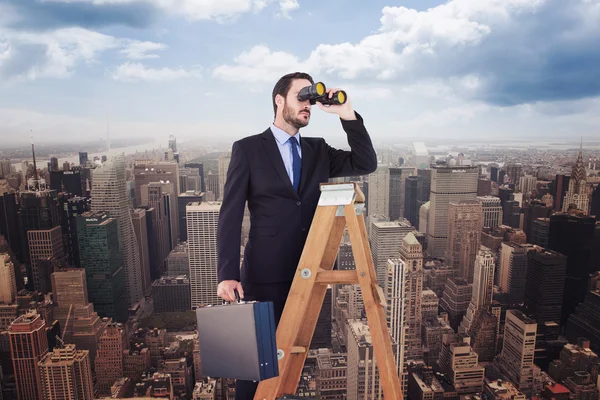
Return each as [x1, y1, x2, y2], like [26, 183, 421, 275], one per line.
[216, 111, 377, 285]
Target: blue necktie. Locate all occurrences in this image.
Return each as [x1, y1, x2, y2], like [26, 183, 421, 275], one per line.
[289, 136, 301, 192]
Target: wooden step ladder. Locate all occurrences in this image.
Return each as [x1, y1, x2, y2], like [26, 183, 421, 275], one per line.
[254, 182, 403, 400]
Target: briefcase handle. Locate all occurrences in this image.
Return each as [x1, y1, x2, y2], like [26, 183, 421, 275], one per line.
[221, 289, 244, 306]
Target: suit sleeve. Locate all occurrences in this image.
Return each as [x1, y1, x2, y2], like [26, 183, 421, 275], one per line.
[327, 111, 378, 178]
[216, 140, 249, 283]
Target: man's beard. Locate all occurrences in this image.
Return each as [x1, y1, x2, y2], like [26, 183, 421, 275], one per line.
[283, 102, 309, 129]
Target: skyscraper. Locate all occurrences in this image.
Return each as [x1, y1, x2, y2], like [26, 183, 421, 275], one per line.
[477, 196, 503, 229]
[563, 147, 589, 213]
[459, 247, 495, 334]
[386, 258, 406, 385]
[398, 233, 424, 361]
[9, 312, 48, 400]
[388, 167, 414, 220]
[492, 310, 537, 397]
[524, 248, 567, 326]
[548, 212, 596, 325]
[427, 164, 479, 258]
[371, 219, 415, 287]
[446, 200, 483, 283]
[38, 344, 94, 400]
[0, 254, 17, 304]
[186, 202, 220, 308]
[347, 319, 397, 400]
[77, 212, 128, 322]
[91, 155, 143, 307]
[94, 322, 126, 396]
[218, 154, 231, 202]
[367, 165, 389, 217]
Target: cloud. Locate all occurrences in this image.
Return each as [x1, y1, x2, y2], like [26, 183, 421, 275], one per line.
[214, 0, 600, 107]
[111, 62, 201, 82]
[0, 27, 120, 82]
[23, 0, 300, 24]
[120, 40, 167, 59]
[2, 0, 157, 30]
[0, 26, 174, 82]
[213, 44, 306, 83]
[278, 0, 299, 18]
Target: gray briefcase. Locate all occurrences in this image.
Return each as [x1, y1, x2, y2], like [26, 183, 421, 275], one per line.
[196, 293, 279, 381]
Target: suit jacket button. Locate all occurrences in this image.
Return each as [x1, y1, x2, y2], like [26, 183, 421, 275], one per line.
[297, 201, 301, 206]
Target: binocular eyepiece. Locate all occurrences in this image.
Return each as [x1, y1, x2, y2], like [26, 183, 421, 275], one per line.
[297, 82, 347, 106]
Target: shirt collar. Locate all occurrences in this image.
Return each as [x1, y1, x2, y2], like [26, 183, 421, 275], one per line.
[271, 123, 301, 146]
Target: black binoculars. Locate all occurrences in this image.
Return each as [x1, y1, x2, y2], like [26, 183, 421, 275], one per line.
[297, 82, 347, 105]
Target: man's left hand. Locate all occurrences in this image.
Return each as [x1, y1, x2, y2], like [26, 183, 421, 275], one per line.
[317, 88, 357, 121]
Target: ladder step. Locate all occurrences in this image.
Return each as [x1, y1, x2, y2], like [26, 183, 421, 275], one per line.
[315, 269, 359, 285]
[290, 346, 307, 354]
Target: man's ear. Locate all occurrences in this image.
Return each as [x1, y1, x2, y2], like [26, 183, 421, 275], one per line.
[275, 94, 284, 108]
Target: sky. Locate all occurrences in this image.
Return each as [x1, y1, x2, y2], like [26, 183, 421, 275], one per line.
[0, 0, 599, 148]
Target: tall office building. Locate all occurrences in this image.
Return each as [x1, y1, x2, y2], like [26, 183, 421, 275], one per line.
[492, 310, 537, 397]
[477, 196, 503, 229]
[504, 163, 524, 187]
[346, 319, 397, 400]
[91, 155, 143, 307]
[386, 259, 406, 387]
[371, 219, 415, 287]
[399, 233, 424, 361]
[76, 212, 128, 322]
[367, 165, 389, 217]
[131, 209, 152, 296]
[412, 142, 430, 169]
[524, 249, 567, 326]
[519, 175, 537, 195]
[58, 195, 90, 268]
[439, 277, 473, 330]
[446, 200, 483, 283]
[404, 170, 431, 229]
[459, 248, 495, 334]
[9, 312, 48, 400]
[563, 147, 589, 213]
[50, 268, 106, 365]
[28, 226, 64, 293]
[0, 191, 22, 262]
[388, 167, 414, 220]
[437, 334, 485, 395]
[497, 242, 531, 303]
[187, 202, 220, 308]
[218, 154, 231, 202]
[178, 191, 204, 242]
[38, 344, 94, 400]
[184, 163, 205, 192]
[18, 189, 61, 288]
[0, 254, 17, 304]
[205, 172, 219, 201]
[94, 322, 126, 396]
[547, 212, 596, 325]
[50, 169, 85, 197]
[427, 165, 479, 258]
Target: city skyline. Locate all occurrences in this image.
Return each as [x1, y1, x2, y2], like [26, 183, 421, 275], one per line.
[0, 0, 599, 145]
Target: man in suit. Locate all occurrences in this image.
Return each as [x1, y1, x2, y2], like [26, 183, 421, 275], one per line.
[216, 71, 377, 399]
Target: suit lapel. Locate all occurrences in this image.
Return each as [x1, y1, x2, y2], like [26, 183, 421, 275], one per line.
[261, 128, 299, 198]
[298, 137, 315, 195]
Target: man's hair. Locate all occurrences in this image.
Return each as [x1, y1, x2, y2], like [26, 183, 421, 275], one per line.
[272, 72, 314, 117]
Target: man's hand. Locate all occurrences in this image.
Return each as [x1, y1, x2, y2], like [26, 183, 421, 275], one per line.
[217, 280, 245, 302]
[317, 87, 357, 121]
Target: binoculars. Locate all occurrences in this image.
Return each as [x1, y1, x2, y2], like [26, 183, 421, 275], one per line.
[297, 82, 347, 105]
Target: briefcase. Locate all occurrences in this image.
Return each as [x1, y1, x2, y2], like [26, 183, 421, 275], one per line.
[196, 295, 279, 381]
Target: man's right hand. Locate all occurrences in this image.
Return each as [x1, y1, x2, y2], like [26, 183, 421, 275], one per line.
[217, 280, 245, 302]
